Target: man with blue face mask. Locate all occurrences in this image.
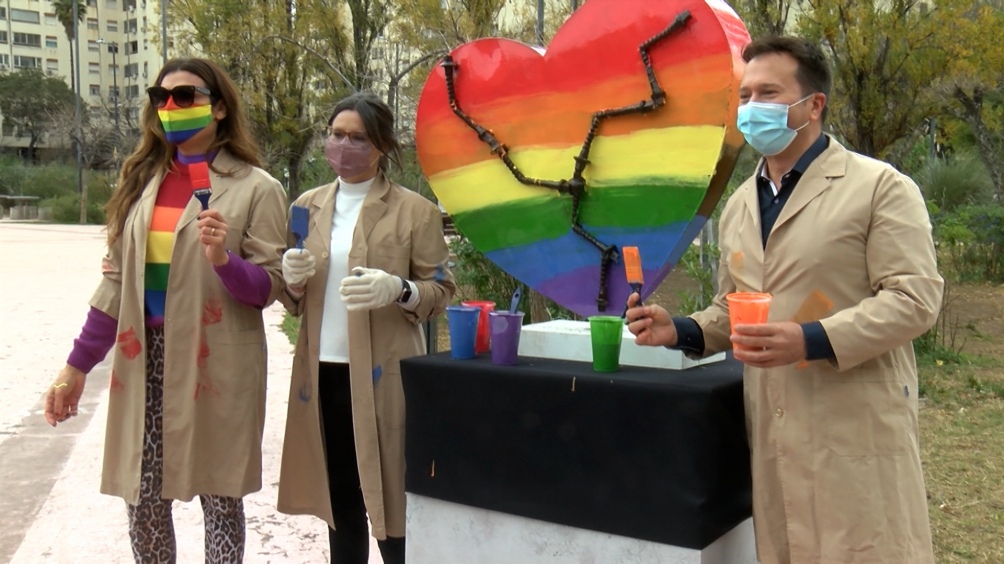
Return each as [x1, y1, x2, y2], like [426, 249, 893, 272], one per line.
[626, 36, 942, 564]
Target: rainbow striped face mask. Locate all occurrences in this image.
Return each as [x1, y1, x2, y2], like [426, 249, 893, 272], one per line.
[157, 98, 213, 146]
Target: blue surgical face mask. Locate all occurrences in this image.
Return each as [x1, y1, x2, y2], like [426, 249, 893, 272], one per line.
[736, 93, 815, 156]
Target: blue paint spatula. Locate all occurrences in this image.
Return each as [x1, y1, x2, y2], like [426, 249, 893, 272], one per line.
[290, 205, 310, 249]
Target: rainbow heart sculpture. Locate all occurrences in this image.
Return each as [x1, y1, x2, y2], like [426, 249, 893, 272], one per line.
[416, 0, 750, 318]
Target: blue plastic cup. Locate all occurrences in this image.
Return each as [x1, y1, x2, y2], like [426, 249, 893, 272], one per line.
[447, 305, 481, 360]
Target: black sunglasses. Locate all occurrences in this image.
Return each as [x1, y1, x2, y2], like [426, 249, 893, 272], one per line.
[146, 85, 215, 109]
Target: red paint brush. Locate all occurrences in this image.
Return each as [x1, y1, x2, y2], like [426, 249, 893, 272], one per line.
[190, 161, 212, 210]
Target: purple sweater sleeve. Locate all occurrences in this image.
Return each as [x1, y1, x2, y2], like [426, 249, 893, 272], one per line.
[213, 251, 273, 308]
[67, 307, 118, 373]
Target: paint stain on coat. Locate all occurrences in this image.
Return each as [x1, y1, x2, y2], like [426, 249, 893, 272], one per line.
[792, 290, 835, 369]
[197, 334, 211, 369]
[117, 327, 142, 360]
[194, 381, 220, 400]
[372, 365, 383, 385]
[730, 251, 745, 291]
[193, 332, 219, 400]
[298, 383, 312, 403]
[201, 297, 223, 325]
[109, 370, 125, 392]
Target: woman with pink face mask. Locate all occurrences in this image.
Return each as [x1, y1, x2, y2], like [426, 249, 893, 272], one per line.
[43, 58, 287, 562]
[276, 92, 455, 564]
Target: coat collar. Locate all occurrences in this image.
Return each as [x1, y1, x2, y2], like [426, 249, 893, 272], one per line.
[741, 134, 849, 239]
[176, 149, 247, 229]
[309, 172, 392, 255]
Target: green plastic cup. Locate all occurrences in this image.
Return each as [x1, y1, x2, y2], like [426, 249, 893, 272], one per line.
[588, 316, 624, 372]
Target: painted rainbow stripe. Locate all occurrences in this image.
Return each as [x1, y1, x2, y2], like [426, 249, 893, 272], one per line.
[158, 103, 212, 145]
[416, 0, 750, 317]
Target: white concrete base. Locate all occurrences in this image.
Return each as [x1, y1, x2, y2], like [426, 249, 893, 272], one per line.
[406, 494, 757, 564]
[518, 320, 726, 369]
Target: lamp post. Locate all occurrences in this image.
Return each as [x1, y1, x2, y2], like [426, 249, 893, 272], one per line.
[536, 0, 545, 45]
[74, 0, 84, 224]
[161, 0, 168, 64]
[97, 38, 120, 132]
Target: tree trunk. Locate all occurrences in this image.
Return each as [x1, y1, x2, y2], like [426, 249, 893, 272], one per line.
[529, 289, 551, 324]
[955, 88, 1004, 199]
[69, 45, 76, 108]
[287, 153, 303, 201]
[79, 178, 88, 224]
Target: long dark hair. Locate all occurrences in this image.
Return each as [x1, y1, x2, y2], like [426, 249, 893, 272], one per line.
[327, 92, 401, 173]
[105, 58, 261, 243]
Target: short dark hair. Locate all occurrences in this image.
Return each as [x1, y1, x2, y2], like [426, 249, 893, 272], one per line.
[743, 36, 831, 120]
[328, 92, 401, 173]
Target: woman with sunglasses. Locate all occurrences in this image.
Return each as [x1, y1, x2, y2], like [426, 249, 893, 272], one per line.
[43, 58, 287, 562]
[275, 92, 455, 564]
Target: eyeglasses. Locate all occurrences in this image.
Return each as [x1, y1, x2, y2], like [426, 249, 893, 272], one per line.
[328, 130, 371, 146]
[146, 85, 215, 109]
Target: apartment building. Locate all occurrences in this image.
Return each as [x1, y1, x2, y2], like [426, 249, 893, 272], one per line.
[0, 0, 176, 154]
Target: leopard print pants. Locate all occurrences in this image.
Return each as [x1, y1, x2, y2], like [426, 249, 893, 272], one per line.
[126, 325, 246, 563]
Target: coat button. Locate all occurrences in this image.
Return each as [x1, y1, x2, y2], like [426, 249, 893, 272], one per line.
[774, 408, 784, 418]
[322, 252, 329, 259]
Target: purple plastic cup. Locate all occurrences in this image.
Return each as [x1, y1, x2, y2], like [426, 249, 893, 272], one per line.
[489, 311, 524, 366]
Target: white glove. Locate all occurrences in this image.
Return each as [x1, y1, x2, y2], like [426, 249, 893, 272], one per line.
[282, 249, 316, 289]
[339, 266, 402, 311]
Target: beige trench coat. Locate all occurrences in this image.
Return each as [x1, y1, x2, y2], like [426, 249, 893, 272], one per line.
[89, 150, 287, 503]
[276, 174, 455, 540]
[690, 137, 943, 563]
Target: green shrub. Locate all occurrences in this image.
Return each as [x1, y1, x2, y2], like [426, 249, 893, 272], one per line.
[933, 203, 1004, 282]
[0, 158, 116, 224]
[915, 153, 993, 212]
[676, 242, 719, 315]
[41, 193, 106, 223]
[914, 281, 966, 365]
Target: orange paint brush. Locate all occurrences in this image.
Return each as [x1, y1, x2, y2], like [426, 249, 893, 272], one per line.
[622, 246, 644, 317]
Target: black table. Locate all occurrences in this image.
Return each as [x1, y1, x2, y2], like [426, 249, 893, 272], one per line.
[401, 353, 751, 550]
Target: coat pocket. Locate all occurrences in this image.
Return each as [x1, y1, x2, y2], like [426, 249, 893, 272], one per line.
[822, 376, 911, 456]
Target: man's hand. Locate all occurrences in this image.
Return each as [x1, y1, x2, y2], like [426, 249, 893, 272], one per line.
[731, 321, 806, 367]
[625, 292, 678, 348]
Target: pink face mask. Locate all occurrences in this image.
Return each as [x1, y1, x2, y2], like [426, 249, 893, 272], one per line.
[324, 135, 378, 179]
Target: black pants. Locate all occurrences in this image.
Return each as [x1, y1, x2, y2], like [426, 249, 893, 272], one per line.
[319, 362, 405, 564]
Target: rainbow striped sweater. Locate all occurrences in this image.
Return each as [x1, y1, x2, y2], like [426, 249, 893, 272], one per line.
[144, 159, 195, 325]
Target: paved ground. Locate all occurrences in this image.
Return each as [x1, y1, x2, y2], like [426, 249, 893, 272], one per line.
[0, 222, 382, 563]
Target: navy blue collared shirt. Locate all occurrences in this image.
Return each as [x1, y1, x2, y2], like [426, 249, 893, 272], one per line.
[672, 134, 835, 361]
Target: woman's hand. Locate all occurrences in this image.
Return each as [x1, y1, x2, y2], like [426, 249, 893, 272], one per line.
[44, 365, 87, 426]
[197, 210, 230, 266]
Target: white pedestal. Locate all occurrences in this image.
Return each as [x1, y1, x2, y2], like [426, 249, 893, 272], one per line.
[518, 319, 726, 369]
[406, 495, 757, 564]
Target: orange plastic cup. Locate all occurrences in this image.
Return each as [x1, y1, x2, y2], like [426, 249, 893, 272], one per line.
[726, 292, 772, 351]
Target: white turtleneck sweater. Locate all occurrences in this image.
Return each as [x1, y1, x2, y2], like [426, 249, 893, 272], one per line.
[318, 177, 419, 362]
